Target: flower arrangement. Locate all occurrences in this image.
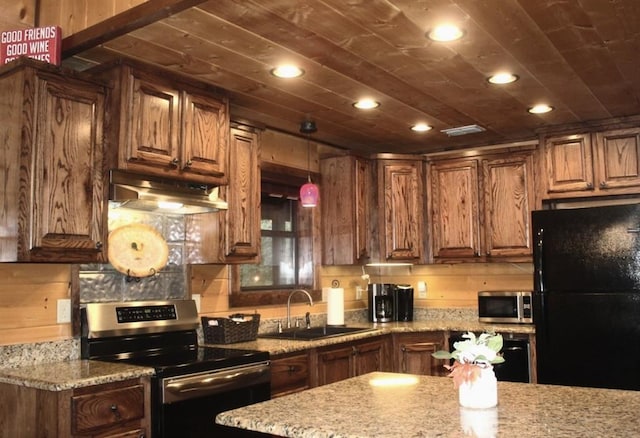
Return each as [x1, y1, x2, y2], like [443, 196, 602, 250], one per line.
[432, 332, 504, 388]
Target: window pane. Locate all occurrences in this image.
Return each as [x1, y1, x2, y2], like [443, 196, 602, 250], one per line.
[241, 194, 299, 289]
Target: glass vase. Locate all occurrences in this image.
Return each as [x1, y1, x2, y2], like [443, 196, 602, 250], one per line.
[458, 366, 498, 409]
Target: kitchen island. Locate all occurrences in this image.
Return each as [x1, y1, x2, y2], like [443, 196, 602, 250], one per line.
[216, 371, 640, 437]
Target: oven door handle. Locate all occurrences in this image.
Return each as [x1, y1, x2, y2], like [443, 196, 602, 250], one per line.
[163, 361, 271, 404]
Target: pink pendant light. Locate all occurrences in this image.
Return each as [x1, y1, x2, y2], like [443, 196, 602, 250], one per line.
[299, 120, 319, 208]
[300, 177, 319, 207]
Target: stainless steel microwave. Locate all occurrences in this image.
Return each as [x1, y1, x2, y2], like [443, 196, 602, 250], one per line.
[478, 291, 533, 324]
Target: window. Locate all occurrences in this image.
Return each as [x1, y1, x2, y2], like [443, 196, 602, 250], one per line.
[229, 165, 319, 307]
[240, 194, 301, 290]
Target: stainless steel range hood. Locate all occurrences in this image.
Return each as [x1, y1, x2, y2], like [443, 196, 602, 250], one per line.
[109, 170, 228, 214]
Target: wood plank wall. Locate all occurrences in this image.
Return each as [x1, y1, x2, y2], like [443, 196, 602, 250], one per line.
[0, 0, 35, 31]
[0, 265, 72, 345]
[192, 263, 534, 321]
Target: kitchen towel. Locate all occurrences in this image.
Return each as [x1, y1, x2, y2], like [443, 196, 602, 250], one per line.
[325, 287, 345, 326]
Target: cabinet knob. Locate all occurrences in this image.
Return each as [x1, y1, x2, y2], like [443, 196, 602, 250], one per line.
[171, 157, 179, 166]
[586, 182, 594, 189]
[110, 404, 121, 420]
[95, 241, 103, 250]
[600, 181, 607, 188]
[184, 160, 193, 168]
[288, 365, 296, 374]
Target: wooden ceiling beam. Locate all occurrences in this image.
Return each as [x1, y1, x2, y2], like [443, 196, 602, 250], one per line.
[61, 0, 208, 58]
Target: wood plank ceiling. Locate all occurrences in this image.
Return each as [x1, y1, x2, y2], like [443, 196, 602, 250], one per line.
[63, 0, 640, 155]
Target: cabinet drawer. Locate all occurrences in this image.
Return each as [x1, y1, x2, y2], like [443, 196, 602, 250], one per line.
[271, 353, 310, 397]
[72, 384, 145, 433]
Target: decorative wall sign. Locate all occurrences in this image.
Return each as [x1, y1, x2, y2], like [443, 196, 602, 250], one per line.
[1, 26, 62, 66]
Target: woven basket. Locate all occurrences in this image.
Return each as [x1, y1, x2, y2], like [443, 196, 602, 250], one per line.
[201, 314, 260, 344]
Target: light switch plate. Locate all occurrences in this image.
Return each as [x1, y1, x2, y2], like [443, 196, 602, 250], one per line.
[192, 294, 201, 313]
[56, 299, 71, 323]
[417, 281, 427, 298]
[355, 286, 363, 300]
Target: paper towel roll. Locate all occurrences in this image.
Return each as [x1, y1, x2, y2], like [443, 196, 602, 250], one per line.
[326, 287, 345, 326]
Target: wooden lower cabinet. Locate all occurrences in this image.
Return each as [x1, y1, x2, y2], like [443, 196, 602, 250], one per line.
[315, 336, 391, 386]
[270, 351, 311, 398]
[393, 332, 448, 377]
[0, 377, 150, 438]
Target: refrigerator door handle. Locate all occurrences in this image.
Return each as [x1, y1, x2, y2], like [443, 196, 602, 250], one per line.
[534, 227, 544, 293]
[626, 228, 640, 233]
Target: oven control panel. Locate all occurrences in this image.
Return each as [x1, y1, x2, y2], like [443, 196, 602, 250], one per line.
[116, 305, 177, 323]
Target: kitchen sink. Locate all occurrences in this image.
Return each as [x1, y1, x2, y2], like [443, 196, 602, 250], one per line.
[258, 326, 375, 341]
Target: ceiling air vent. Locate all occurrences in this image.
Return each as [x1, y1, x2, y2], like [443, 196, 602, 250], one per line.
[441, 124, 486, 137]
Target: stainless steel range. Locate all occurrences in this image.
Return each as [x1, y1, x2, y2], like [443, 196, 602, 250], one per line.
[81, 300, 270, 438]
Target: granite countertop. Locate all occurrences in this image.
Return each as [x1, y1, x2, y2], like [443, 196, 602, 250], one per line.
[0, 360, 155, 391]
[216, 371, 640, 437]
[206, 320, 534, 356]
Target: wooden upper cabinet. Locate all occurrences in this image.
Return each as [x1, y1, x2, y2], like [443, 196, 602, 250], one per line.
[0, 59, 107, 262]
[428, 150, 535, 263]
[594, 128, 640, 191]
[224, 126, 261, 262]
[543, 127, 640, 198]
[429, 159, 481, 259]
[482, 154, 535, 258]
[377, 159, 423, 261]
[95, 59, 229, 184]
[544, 133, 594, 194]
[181, 91, 229, 179]
[320, 155, 370, 265]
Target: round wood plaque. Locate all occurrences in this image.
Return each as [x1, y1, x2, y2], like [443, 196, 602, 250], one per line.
[107, 224, 169, 278]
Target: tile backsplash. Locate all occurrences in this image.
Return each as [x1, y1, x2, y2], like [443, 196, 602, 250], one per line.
[79, 205, 189, 303]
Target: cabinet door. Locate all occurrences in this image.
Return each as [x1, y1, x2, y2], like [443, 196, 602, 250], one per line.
[430, 159, 480, 259]
[394, 333, 447, 376]
[482, 154, 534, 258]
[544, 133, 594, 194]
[224, 127, 260, 262]
[25, 73, 106, 262]
[316, 344, 354, 386]
[181, 91, 229, 180]
[380, 161, 422, 260]
[399, 342, 439, 375]
[354, 338, 387, 376]
[594, 127, 640, 191]
[125, 71, 181, 171]
[270, 353, 310, 398]
[321, 156, 370, 265]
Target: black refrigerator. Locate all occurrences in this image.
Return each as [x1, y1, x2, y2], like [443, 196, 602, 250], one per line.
[533, 204, 640, 391]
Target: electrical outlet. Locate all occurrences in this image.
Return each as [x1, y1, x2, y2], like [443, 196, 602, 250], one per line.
[57, 299, 71, 323]
[417, 281, 427, 298]
[355, 286, 363, 300]
[192, 294, 201, 313]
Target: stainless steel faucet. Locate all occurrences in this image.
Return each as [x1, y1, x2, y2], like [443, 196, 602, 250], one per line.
[286, 289, 314, 329]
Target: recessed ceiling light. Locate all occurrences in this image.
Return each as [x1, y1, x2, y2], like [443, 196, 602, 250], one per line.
[270, 65, 304, 78]
[411, 123, 432, 132]
[427, 25, 464, 42]
[488, 72, 519, 85]
[353, 98, 380, 110]
[528, 104, 554, 114]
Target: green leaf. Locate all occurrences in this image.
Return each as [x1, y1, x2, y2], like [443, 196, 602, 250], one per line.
[431, 350, 454, 360]
[486, 334, 503, 353]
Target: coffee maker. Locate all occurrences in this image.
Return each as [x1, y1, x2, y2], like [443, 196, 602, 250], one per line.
[394, 284, 414, 321]
[368, 283, 395, 322]
[368, 283, 414, 322]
